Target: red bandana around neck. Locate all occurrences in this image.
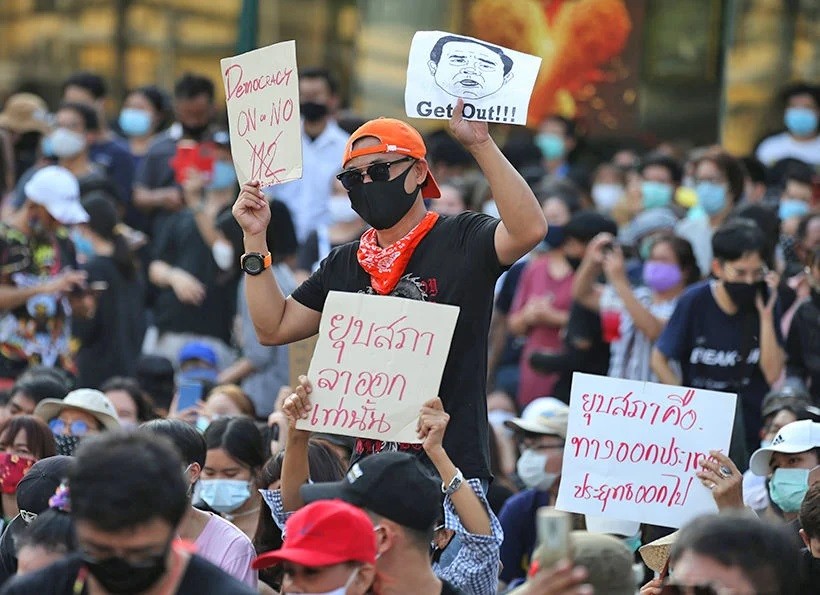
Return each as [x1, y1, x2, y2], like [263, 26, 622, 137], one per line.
[357, 211, 439, 295]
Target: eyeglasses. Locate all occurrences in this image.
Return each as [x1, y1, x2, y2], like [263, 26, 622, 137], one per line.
[724, 264, 768, 283]
[336, 157, 415, 190]
[49, 418, 90, 437]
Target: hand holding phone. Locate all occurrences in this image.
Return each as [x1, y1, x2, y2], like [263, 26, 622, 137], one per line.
[177, 382, 204, 412]
[536, 507, 573, 570]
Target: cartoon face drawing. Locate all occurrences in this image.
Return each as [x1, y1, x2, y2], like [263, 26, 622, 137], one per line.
[428, 35, 514, 100]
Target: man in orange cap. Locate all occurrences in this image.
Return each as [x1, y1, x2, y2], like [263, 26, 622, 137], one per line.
[233, 100, 546, 485]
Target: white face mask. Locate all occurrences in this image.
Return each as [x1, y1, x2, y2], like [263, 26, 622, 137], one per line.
[328, 194, 359, 224]
[48, 127, 87, 158]
[211, 240, 235, 271]
[591, 183, 623, 212]
[286, 568, 358, 595]
[516, 448, 558, 490]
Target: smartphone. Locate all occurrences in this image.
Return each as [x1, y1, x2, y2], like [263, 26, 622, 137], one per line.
[177, 383, 203, 412]
[536, 507, 573, 569]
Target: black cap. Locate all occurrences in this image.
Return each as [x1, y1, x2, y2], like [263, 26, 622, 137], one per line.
[16, 455, 72, 515]
[761, 383, 811, 419]
[300, 452, 440, 532]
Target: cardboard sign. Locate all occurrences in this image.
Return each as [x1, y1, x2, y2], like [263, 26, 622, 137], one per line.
[555, 373, 737, 529]
[404, 31, 541, 125]
[221, 40, 302, 187]
[296, 292, 459, 443]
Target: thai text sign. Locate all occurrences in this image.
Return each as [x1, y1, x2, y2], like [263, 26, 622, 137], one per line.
[297, 291, 459, 442]
[555, 373, 737, 528]
[221, 40, 302, 187]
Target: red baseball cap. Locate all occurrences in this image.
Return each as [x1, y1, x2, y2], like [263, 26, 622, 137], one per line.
[342, 117, 442, 199]
[251, 499, 377, 570]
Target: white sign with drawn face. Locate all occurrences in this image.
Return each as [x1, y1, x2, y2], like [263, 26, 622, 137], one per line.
[404, 31, 542, 126]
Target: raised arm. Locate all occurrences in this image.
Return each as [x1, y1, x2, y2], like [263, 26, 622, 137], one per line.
[756, 271, 786, 386]
[233, 182, 320, 345]
[279, 376, 314, 512]
[604, 245, 666, 341]
[448, 100, 546, 266]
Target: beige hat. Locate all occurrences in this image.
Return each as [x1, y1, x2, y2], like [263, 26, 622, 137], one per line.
[0, 93, 50, 134]
[639, 530, 678, 574]
[505, 397, 569, 438]
[34, 389, 120, 431]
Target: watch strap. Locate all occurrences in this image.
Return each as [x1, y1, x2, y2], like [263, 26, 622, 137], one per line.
[441, 468, 464, 495]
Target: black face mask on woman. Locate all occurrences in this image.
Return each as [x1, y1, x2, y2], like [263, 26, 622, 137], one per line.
[348, 165, 419, 230]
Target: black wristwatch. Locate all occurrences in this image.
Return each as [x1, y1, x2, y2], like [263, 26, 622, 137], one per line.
[240, 252, 272, 275]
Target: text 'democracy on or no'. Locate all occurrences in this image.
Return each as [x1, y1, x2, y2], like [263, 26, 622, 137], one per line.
[555, 373, 737, 529]
[221, 40, 303, 187]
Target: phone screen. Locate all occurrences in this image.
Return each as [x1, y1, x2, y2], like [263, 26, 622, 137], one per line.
[177, 383, 203, 411]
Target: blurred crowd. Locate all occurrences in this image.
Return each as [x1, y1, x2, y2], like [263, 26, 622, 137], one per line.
[0, 66, 816, 594]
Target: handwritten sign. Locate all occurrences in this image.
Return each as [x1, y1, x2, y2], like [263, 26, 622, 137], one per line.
[220, 40, 302, 187]
[404, 31, 541, 126]
[297, 291, 459, 443]
[555, 373, 737, 529]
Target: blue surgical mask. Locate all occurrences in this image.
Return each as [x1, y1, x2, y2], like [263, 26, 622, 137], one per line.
[535, 133, 565, 161]
[768, 467, 810, 513]
[543, 224, 566, 249]
[623, 534, 642, 554]
[198, 478, 251, 514]
[118, 108, 153, 137]
[779, 198, 810, 221]
[641, 181, 673, 209]
[71, 229, 95, 258]
[209, 161, 238, 190]
[695, 182, 727, 215]
[784, 107, 818, 137]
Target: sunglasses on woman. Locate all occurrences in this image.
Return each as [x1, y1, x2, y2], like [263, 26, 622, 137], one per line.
[49, 418, 90, 437]
[335, 157, 415, 190]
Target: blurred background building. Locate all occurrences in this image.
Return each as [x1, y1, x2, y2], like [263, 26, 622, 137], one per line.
[0, 0, 817, 156]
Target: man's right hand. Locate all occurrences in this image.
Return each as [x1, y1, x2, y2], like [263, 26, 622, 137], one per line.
[169, 269, 206, 305]
[233, 181, 271, 237]
[44, 270, 88, 295]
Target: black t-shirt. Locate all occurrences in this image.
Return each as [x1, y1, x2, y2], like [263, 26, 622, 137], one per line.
[0, 553, 257, 595]
[151, 208, 238, 344]
[551, 302, 611, 402]
[785, 296, 820, 402]
[74, 256, 147, 389]
[291, 212, 504, 480]
[0, 516, 24, 584]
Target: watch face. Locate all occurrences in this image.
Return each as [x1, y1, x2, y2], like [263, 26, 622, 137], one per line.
[243, 254, 264, 274]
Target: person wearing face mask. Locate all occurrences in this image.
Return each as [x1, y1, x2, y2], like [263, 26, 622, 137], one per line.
[251, 500, 378, 595]
[200, 417, 266, 541]
[270, 68, 349, 243]
[573, 232, 698, 382]
[534, 115, 580, 181]
[0, 432, 258, 595]
[100, 377, 157, 430]
[676, 151, 749, 276]
[653, 220, 786, 468]
[785, 247, 820, 402]
[635, 154, 683, 213]
[0, 166, 90, 386]
[756, 82, 820, 167]
[71, 193, 146, 389]
[118, 86, 169, 166]
[34, 389, 120, 458]
[0, 93, 50, 195]
[495, 398, 568, 590]
[589, 162, 625, 214]
[749, 420, 820, 534]
[235, 100, 547, 491]
[139, 419, 258, 588]
[133, 73, 217, 236]
[507, 195, 575, 407]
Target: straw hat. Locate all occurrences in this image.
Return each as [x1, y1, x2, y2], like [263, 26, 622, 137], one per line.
[638, 530, 678, 574]
[0, 93, 49, 134]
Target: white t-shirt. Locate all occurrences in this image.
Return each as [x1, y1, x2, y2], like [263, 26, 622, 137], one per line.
[755, 132, 820, 166]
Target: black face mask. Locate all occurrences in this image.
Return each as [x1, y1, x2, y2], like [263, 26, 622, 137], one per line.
[348, 165, 419, 230]
[54, 435, 81, 457]
[84, 545, 169, 594]
[565, 256, 583, 271]
[181, 123, 209, 141]
[300, 101, 329, 123]
[723, 280, 766, 311]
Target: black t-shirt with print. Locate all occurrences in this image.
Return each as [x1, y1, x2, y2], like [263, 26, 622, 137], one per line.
[0, 553, 257, 595]
[291, 212, 504, 481]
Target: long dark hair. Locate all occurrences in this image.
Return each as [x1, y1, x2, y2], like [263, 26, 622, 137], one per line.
[203, 417, 266, 480]
[81, 192, 137, 279]
[0, 415, 56, 460]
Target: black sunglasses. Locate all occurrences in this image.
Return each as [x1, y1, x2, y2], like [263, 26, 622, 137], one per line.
[336, 157, 415, 190]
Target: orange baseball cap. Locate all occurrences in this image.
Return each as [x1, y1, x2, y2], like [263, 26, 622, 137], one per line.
[342, 117, 441, 199]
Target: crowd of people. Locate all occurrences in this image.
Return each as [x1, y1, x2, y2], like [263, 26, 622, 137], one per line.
[0, 60, 817, 594]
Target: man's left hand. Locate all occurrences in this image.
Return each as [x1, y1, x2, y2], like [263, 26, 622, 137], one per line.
[449, 98, 491, 149]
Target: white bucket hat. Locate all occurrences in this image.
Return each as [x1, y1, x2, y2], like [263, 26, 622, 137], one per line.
[34, 388, 120, 431]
